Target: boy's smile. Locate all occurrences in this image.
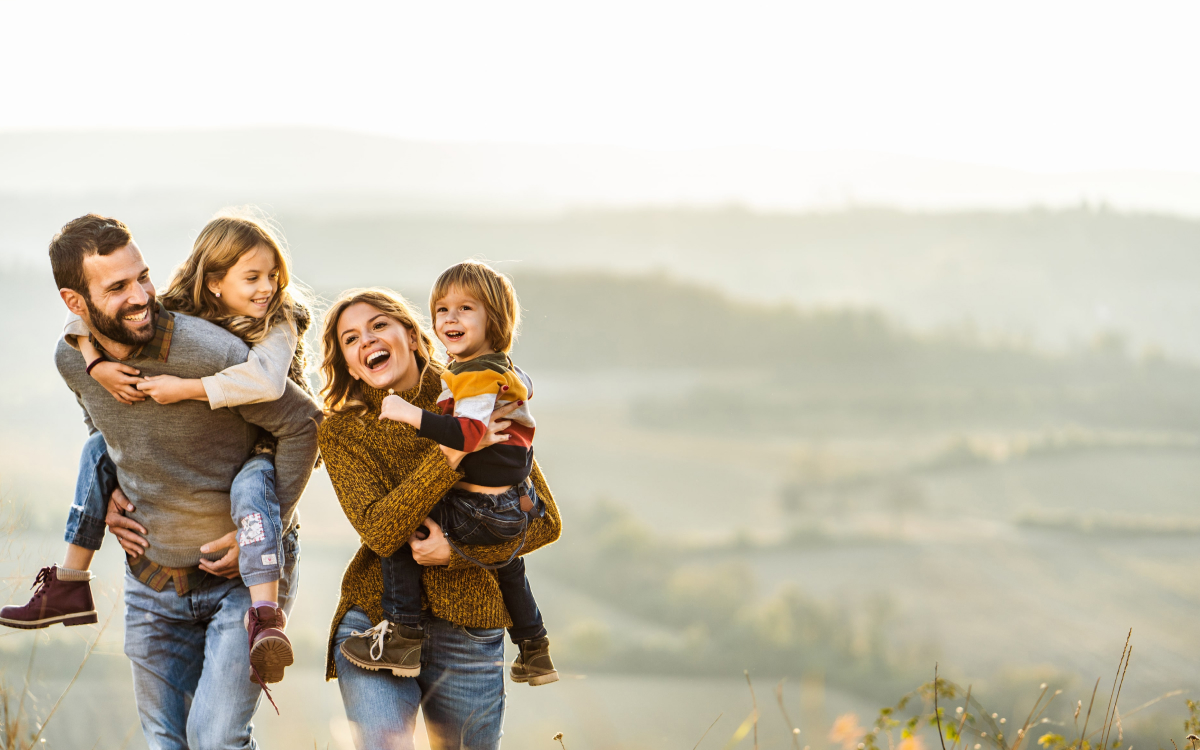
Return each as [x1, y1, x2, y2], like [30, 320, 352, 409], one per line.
[434, 288, 493, 362]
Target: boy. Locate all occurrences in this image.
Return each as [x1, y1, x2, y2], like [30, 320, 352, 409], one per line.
[339, 260, 557, 686]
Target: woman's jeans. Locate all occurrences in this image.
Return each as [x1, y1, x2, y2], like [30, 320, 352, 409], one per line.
[124, 528, 300, 750]
[334, 606, 506, 750]
[64, 432, 285, 587]
[380, 483, 547, 642]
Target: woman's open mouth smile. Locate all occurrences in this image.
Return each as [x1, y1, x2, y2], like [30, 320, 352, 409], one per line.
[364, 348, 392, 371]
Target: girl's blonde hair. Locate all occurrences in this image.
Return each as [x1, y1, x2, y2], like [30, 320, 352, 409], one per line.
[319, 287, 443, 416]
[159, 209, 313, 396]
[430, 260, 521, 354]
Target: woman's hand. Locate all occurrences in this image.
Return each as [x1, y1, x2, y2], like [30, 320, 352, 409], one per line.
[136, 375, 207, 405]
[91, 361, 146, 405]
[410, 516, 452, 566]
[438, 400, 522, 469]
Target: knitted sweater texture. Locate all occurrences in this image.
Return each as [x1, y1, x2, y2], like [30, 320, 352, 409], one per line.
[319, 367, 563, 680]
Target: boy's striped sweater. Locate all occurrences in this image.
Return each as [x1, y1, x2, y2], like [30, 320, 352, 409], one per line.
[417, 352, 535, 487]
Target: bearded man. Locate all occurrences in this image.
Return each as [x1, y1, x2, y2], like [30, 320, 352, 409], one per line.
[11, 215, 320, 749]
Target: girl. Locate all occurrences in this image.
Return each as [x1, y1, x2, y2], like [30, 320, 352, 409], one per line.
[0, 210, 312, 699]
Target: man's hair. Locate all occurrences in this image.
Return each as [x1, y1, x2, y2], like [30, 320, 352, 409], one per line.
[49, 214, 133, 296]
[430, 260, 521, 353]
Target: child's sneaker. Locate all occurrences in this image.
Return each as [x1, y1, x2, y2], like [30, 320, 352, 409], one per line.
[340, 620, 424, 677]
[246, 605, 293, 685]
[510, 637, 559, 686]
[0, 566, 97, 630]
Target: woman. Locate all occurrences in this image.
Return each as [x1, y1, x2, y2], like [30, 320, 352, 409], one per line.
[317, 287, 562, 750]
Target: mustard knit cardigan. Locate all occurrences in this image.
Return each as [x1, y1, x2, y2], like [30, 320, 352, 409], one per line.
[318, 367, 563, 680]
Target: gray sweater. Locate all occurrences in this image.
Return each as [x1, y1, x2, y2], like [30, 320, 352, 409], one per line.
[56, 313, 322, 568]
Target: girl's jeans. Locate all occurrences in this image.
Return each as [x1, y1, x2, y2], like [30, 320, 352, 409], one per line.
[333, 606, 506, 750]
[64, 431, 285, 587]
[380, 483, 547, 643]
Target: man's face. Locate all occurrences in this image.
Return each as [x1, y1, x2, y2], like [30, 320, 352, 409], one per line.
[79, 242, 157, 347]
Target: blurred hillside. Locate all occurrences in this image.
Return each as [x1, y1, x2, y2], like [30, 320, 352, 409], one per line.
[7, 197, 1200, 360]
[3, 188, 1200, 746]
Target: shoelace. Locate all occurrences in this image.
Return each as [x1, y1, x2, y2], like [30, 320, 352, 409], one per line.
[246, 608, 280, 715]
[27, 567, 53, 601]
[350, 620, 393, 661]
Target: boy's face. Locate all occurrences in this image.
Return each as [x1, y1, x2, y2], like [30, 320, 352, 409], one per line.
[434, 287, 493, 361]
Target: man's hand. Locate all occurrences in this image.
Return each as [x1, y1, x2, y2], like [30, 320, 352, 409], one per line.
[106, 487, 148, 558]
[92, 361, 146, 405]
[410, 516, 452, 566]
[199, 531, 240, 579]
[136, 374, 205, 405]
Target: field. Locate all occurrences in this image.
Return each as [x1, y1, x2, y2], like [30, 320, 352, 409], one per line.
[2, 203, 1200, 747]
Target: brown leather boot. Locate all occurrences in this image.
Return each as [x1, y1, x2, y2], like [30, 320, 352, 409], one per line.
[0, 566, 97, 630]
[339, 620, 424, 677]
[246, 605, 293, 686]
[511, 636, 559, 686]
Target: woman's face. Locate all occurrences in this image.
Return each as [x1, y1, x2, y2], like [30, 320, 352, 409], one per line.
[337, 302, 420, 392]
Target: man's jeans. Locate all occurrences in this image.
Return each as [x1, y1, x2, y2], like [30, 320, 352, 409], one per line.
[333, 606, 506, 750]
[123, 529, 300, 750]
[65, 433, 285, 588]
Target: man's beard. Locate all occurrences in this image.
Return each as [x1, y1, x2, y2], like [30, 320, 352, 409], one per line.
[85, 293, 157, 347]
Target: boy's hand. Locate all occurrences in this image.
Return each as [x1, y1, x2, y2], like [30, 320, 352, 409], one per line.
[136, 374, 203, 405]
[379, 394, 422, 427]
[91, 361, 146, 405]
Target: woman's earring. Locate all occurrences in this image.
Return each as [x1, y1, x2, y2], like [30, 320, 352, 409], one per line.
[215, 292, 221, 298]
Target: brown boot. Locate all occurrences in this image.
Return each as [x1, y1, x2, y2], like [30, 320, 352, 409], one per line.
[511, 636, 559, 686]
[246, 605, 293, 686]
[339, 620, 424, 677]
[0, 566, 97, 630]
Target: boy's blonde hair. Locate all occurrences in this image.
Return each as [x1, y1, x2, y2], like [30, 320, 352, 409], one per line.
[159, 207, 313, 395]
[430, 261, 521, 354]
[319, 287, 442, 416]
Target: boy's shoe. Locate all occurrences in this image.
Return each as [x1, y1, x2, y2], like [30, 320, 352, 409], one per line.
[510, 636, 559, 686]
[246, 605, 293, 686]
[0, 566, 97, 630]
[340, 620, 424, 677]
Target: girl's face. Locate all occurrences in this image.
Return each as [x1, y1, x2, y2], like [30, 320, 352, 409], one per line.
[337, 302, 420, 392]
[208, 245, 279, 319]
[433, 286, 493, 361]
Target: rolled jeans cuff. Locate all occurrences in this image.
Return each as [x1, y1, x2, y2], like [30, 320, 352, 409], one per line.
[238, 568, 283, 587]
[64, 514, 106, 552]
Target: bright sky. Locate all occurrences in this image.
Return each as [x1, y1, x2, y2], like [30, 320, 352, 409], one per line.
[4, 0, 1200, 173]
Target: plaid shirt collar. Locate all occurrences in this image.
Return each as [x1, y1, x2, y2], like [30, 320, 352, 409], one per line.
[91, 302, 175, 363]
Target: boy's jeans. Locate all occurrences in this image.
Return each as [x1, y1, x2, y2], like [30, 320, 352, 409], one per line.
[64, 433, 284, 587]
[380, 483, 547, 643]
[124, 528, 300, 750]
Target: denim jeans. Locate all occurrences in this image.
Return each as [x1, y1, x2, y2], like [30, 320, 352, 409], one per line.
[380, 483, 547, 642]
[123, 528, 300, 750]
[231, 454, 284, 587]
[334, 606, 506, 750]
[65, 434, 284, 587]
[63, 431, 115, 551]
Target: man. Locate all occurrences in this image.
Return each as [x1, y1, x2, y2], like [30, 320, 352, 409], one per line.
[22, 215, 320, 748]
